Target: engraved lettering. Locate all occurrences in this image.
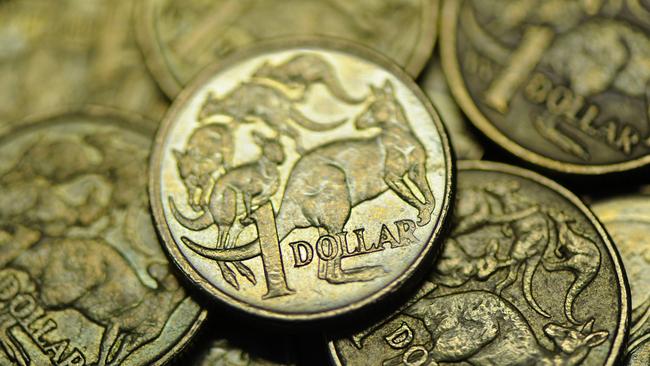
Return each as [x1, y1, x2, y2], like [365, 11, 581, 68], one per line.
[43, 339, 69, 363]
[395, 219, 418, 247]
[376, 224, 398, 249]
[316, 235, 339, 261]
[10, 293, 36, 319]
[403, 346, 428, 366]
[289, 241, 313, 267]
[384, 322, 414, 349]
[0, 273, 19, 301]
[251, 203, 295, 299]
[339, 231, 360, 256]
[60, 348, 86, 366]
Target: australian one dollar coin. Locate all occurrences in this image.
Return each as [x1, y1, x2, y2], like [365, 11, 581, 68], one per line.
[136, 0, 439, 97]
[441, 0, 650, 174]
[330, 161, 629, 365]
[0, 109, 205, 366]
[592, 196, 650, 365]
[0, 0, 169, 123]
[149, 40, 454, 322]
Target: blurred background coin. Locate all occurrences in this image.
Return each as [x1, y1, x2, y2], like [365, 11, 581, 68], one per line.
[420, 58, 484, 160]
[137, 0, 438, 97]
[0, 108, 205, 366]
[149, 39, 454, 322]
[0, 0, 169, 124]
[592, 196, 650, 365]
[441, 0, 650, 174]
[330, 161, 629, 365]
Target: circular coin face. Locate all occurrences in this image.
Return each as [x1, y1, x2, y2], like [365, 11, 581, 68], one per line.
[592, 196, 650, 365]
[0, 0, 168, 123]
[0, 109, 205, 366]
[150, 40, 454, 322]
[441, 0, 650, 174]
[136, 0, 438, 97]
[330, 161, 629, 365]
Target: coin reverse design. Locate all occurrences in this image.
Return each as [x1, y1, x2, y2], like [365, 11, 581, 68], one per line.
[0, 109, 205, 366]
[593, 196, 650, 365]
[442, 0, 650, 174]
[137, 0, 438, 97]
[330, 161, 629, 365]
[150, 40, 454, 321]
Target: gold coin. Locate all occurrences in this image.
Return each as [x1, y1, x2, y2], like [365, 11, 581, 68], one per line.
[419, 57, 484, 160]
[0, 108, 205, 366]
[0, 0, 169, 123]
[149, 39, 454, 322]
[592, 196, 650, 365]
[330, 161, 629, 365]
[441, 0, 650, 174]
[136, 0, 439, 97]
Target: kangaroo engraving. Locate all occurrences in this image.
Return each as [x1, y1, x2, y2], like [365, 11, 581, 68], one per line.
[197, 82, 347, 149]
[171, 131, 285, 289]
[543, 214, 601, 325]
[0, 238, 185, 366]
[252, 53, 365, 104]
[182, 80, 436, 284]
[401, 291, 608, 366]
[172, 124, 234, 210]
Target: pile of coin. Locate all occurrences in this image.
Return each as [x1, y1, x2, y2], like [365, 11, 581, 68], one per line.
[0, 1, 647, 365]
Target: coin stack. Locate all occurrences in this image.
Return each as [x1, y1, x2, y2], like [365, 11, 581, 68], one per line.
[0, 1, 647, 365]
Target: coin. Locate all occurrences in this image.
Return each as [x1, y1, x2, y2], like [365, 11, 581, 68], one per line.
[330, 161, 629, 365]
[0, 108, 205, 366]
[592, 196, 650, 365]
[136, 0, 439, 98]
[0, 0, 169, 123]
[419, 57, 484, 160]
[150, 39, 454, 322]
[441, 0, 650, 174]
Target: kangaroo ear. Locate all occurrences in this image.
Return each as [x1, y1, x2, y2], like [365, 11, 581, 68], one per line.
[383, 80, 395, 95]
[584, 331, 608, 347]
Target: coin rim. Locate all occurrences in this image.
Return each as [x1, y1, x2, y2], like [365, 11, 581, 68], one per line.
[135, 0, 439, 98]
[440, 0, 650, 175]
[149, 37, 455, 322]
[327, 160, 630, 365]
[0, 105, 208, 366]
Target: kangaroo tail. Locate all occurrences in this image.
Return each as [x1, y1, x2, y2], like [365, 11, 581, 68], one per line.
[181, 236, 261, 261]
[168, 196, 213, 231]
[289, 109, 347, 131]
[523, 254, 551, 318]
[565, 270, 598, 324]
[322, 72, 366, 104]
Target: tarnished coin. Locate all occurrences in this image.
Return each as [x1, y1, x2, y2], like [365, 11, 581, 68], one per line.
[441, 0, 650, 174]
[136, 0, 439, 97]
[150, 40, 454, 322]
[0, 109, 205, 366]
[420, 58, 484, 160]
[0, 0, 169, 123]
[592, 196, 650, 365]
[330, 161, 629, 365]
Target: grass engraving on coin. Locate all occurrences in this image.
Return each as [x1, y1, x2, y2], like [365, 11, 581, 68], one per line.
[150, 40, 454, 321]
[0, 0, 168, 122]
[441, 0, 650, 174]
[593, 196, 650, 365]
[0, 110, 204, 366]
[330, 161, 629, 365]
[137, 0, 438, 97]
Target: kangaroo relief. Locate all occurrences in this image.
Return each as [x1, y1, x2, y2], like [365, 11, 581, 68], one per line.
[152, 44, 453, 321]
[330, 162, 628, 365]
[0, 113, 204, 366]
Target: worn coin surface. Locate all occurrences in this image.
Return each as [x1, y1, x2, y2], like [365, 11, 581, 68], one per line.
[0, 109, 205, 366]
[0, 0, 168, 123]
[330, 161, 629, 365]
[592, 196, 650, 365]
[441, 0, 650, 174]
[150, 40, 454, 322]
[137, 0, 438, 97]
[420, 58, 484, 160]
